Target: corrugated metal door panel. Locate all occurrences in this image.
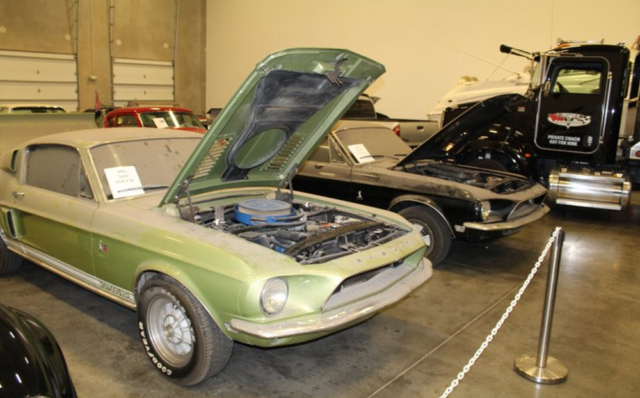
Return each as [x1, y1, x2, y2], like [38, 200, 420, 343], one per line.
[113, 59, 174, 85]
[113, 85, 174, 101]
[0, 82, 78, 100]
[0, 51, 78, 111]
[112, 58, 174, 106]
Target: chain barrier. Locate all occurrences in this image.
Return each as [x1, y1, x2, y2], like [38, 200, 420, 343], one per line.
[437, 227, 561, 398]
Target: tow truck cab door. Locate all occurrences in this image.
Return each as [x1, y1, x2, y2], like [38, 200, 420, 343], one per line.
[534, 56, 611, 154]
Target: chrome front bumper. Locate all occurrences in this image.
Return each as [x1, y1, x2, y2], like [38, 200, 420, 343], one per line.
[463, 204, 550, 232]
[227, 259, 431, 340]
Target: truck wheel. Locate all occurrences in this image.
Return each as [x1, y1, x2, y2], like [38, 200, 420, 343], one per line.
[0, 238, 23, 274]
[398, 207, 451, 266]
[137, 274, 233, 385]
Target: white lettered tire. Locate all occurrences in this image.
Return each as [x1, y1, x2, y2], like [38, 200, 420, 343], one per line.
[137, 274, 233, 385]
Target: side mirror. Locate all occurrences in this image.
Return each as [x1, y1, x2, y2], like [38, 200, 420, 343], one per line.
[543, 80, 552, 97]
[0, 150, 18, 173]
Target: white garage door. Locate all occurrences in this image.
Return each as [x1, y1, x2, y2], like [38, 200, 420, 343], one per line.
[112, 58, 174, 106]
[0, 50, 79, 112]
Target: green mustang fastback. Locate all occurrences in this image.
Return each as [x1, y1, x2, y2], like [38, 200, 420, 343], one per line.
[0, 49, 431, 385]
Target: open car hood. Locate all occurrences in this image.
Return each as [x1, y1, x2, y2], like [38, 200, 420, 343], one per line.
[395, 94, 525, 167]
[161, 48, 384, 206]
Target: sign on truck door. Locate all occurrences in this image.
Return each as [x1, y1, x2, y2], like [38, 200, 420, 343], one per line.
[534, 57, 611, 154]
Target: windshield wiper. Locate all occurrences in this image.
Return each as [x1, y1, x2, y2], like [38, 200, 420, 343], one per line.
[370, 154, 407, 160]
[117, 184, 169, 194]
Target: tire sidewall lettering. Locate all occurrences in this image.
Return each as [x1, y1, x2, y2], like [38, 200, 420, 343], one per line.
[139, 282, 191, 378]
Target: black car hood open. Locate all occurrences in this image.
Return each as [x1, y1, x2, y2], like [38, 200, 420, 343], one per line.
[395, 94, 527, 167]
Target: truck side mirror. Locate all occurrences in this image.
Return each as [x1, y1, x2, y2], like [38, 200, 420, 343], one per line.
[543, 80, 552, 97]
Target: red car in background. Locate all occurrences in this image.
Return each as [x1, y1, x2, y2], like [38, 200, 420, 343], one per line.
[104, 106, 207, 134]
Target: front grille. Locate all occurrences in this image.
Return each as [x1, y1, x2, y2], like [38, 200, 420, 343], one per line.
[338, 262, 398, 291]
[507, 197, 543, 220]
[322, 261, 413, 312]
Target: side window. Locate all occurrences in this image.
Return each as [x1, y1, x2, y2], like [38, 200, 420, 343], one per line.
[25, 145, 93, 199]
[630, 53, 640, 100]
[328, 137, 346, 164]
[309, 141, 330, 163]
[116, 114, 137, 127]
[552, 67, 603, 95]
[309, 138, 346, 164]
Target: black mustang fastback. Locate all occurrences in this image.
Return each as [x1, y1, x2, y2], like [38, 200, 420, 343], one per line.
[294, 122, 550, 264]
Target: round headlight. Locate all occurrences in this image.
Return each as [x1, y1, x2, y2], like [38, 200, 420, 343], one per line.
[260, 278, 288, 316]
[480, 201, 492, 221]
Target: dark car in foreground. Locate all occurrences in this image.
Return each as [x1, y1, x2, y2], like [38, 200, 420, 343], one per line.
[0, 303, 76, 397]
[295, 123, 550, 264]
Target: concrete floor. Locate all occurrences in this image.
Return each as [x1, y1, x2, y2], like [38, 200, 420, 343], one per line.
[1, 193, 639, 398]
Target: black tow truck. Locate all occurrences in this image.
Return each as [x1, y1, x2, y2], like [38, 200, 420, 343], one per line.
[419, 38, 640, 210]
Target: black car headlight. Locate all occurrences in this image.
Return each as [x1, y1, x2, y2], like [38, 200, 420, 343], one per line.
[480, 200, 492, 221]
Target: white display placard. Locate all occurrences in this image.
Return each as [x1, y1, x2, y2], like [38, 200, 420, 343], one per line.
[152, 117, 169, 128]
[348, 144, 374, 163]
[104, 166, 145, 199]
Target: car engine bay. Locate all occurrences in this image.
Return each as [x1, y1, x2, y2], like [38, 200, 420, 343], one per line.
[182, 198, 407, 265]
[410, 162, 532, 193]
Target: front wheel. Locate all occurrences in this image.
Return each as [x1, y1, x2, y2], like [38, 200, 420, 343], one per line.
[398, 206, 451, 266]
[137, 275, 233, 385]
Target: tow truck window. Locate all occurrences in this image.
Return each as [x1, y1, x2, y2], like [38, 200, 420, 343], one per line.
[553, 68, 602, 95]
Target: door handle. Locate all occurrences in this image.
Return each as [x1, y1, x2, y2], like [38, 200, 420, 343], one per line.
[12, 191, 25, 199]
[315, 163, 324, 169]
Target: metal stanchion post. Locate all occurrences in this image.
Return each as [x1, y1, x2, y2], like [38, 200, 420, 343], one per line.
[514, 227, 568, 384]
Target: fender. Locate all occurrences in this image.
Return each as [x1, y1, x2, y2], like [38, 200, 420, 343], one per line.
[134, 261, 230, 333]
[388, 195, 454, 236]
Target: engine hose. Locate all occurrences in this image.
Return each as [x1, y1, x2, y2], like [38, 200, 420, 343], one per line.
[229, 219, 308, 235]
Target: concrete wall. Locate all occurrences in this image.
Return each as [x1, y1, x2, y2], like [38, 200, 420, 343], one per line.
[0, 0, 206, 112]
[205, 0, 640, 119]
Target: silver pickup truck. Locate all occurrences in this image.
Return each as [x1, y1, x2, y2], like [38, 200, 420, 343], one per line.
[340, 95, 439, 147]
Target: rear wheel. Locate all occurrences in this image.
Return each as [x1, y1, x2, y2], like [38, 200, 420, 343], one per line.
[137, 275, 233, 385]
[398, 206, 451, 266]
[0, 238, 23, 274]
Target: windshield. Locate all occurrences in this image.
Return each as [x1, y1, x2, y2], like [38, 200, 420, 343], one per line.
[335, 127, 410, 163]
[139, 111, 204, 129]
[90, 137, 201, 200]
